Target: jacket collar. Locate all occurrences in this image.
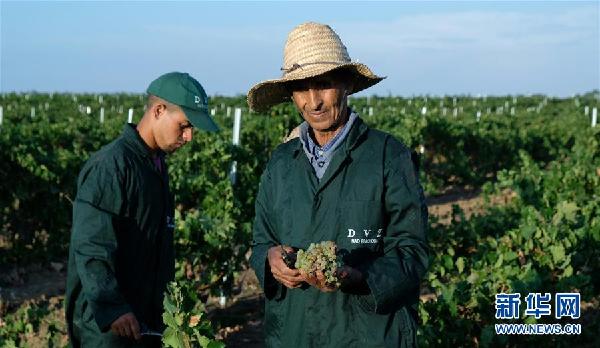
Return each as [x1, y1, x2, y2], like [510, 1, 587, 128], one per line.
[292, 112, 369, 158]
[340, 116, 369, 154]
[292, 114, 370, 194]
[121, 124, 163, 159]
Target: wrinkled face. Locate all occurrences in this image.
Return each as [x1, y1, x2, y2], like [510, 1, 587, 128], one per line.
[289, 72, 350, 133]
[153, 104, 193, 153]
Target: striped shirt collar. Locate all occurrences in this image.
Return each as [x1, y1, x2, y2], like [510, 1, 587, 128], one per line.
[299, 109, 358, 179]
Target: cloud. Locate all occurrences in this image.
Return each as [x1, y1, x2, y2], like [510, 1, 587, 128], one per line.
[335, 6, 598, 52]
[326, 6, 599, 96]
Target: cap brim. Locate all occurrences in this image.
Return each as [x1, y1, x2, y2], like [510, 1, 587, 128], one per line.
[181, 106, 220, 132]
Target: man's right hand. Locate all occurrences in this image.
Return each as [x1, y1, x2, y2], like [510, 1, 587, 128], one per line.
[110, 312, 141, 341]
[267, 245, 303, 288]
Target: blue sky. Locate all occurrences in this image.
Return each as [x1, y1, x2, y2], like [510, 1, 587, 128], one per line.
[1, 1, 598, 96]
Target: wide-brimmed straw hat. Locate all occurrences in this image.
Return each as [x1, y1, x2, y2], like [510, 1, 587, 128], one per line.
[247, 22, 385, 112]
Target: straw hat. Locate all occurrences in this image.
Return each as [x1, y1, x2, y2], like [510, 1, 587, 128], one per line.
[247, 22, 385, 112]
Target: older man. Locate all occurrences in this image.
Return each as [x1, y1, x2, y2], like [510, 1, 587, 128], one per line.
[248, 23, 429, 347]
[65, 72, 219, 347]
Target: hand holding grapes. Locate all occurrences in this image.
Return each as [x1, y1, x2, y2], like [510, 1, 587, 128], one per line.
[267, 245, 304, 288]
[300, 268, 338, 292]
[301, 265, 365, 292]
[295, 241, 366, 293]
[337, 265, 367, 292]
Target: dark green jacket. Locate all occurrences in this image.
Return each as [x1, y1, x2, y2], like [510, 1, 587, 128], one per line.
[66, 124, 175, 347]
[250, 117, 429, 348]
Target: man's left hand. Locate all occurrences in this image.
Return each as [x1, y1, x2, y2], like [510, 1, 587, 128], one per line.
[301, 265, 365, 293]
[300, 269, 337, 292]
[337, 265, 365, 289]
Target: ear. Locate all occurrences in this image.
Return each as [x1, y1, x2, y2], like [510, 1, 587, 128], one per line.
[153, 102, 168, 120]
[290, 93, 302, 112]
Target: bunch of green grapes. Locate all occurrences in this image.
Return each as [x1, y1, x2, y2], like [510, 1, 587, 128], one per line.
[295, 241, 341, 287]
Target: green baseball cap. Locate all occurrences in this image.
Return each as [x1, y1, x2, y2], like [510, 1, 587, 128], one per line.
[147, 72, 219, 132]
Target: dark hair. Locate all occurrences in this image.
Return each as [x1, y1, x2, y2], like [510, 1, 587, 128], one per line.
[146, 94, 178, 111]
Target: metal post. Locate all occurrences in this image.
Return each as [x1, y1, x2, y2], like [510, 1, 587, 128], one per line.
[230, 108, 242, 185]
[232, 108, 242, 146]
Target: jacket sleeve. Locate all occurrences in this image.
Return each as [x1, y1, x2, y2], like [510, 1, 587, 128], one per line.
[71, 159, 132, 331]
[249, 167, 282, 300]
[358, 144, 429, 314]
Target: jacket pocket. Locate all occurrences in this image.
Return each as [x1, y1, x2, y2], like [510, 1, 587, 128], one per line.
[350, 296, 417, 347]
[348, 295, 386, 347]
[278, 201, 313, 249]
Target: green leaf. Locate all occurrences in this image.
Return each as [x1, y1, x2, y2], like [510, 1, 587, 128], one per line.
[198, 336, 211, 348]
[420, 306, 430, 325]
[504, 251, 517, 262]
[456, 257, 465, 274]
[162, 327, 180, 348]
[553, 201, 579, 225]
[207, 341, 226, 348]
[521, 225, 536, 239]
[175, 313, 184, 326]
[163, 312, 178, 328]
[494, 253, 504, 268]
[549, 245, 565, 264]
[466, 271, 479, 284]
[563, 265, 573, 277]
[443, 255, 453, 271]
[447, 299, 458, 317]
[164, 296, 177, 314]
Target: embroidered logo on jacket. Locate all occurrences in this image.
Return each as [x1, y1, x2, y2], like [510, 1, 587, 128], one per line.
[347, 228, 383, 244]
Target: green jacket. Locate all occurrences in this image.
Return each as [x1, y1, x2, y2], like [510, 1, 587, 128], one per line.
[250, 117, 429, 348]
[66, 124, 174, 347]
